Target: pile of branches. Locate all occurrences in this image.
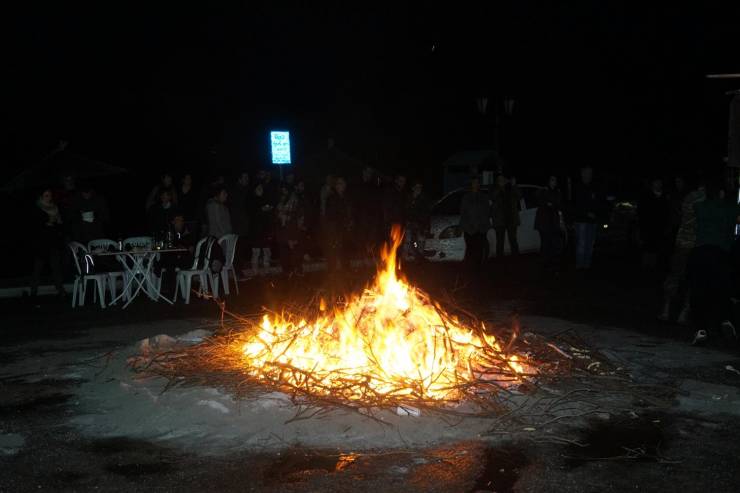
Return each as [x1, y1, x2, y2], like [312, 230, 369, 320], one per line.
[130, 292, 659, 425]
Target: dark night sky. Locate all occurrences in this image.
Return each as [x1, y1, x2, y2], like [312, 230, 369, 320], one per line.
[5, 2, 740, 184]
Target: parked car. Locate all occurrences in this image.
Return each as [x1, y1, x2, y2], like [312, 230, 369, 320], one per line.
[419, 185, 547, 262]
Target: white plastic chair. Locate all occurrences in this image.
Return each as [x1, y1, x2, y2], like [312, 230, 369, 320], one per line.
[174, 237, 214, 304]
[215, 234, 239, 297]
[69, 242, 108, 308]
[87, 238, 127, 304]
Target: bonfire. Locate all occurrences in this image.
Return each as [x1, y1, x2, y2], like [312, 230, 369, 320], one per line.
[210, 226, 535, 410]
[132, 228, 668, 425]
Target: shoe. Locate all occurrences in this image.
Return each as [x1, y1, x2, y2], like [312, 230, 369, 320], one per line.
[721, 320, 737, 340]
[691, 329, 708, 345]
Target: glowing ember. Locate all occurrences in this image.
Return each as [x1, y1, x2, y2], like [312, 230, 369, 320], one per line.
[232, 226, 533, 404]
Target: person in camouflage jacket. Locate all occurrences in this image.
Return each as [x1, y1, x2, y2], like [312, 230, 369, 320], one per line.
[658, 184, 706, 323]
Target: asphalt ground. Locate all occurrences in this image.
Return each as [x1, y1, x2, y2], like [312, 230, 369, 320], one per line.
[2, 251, 740, 492]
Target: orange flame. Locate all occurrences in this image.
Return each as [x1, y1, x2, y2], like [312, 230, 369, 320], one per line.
[236, 225, 531, 402]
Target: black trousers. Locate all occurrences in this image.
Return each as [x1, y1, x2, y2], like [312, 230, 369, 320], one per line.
[30, 247, 64, 295]
[688, 245, 731, 333]
[464, 232, 488, 266]
[280, 240, 303, 275]
[495, 226, 519, 257]
[538, 229, 563, 272]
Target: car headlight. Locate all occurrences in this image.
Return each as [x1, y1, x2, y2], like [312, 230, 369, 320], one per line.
[439, 225, 462, 239]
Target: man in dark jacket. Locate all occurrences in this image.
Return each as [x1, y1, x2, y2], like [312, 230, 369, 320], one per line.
[147, 189, 178, 235]
[383, 174, 407, 233]
[572, 166, 602, 270]
[535, 175, 563, 274]
[638, 178, 671, 273]
[157, 213, 196, 293]
[688, 181, 740, 344]
[354, 166, 382, 257]
[69, 184, 110, 244]
[460, 177, 491, 266]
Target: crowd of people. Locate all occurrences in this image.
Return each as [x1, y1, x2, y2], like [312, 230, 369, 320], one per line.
[644, 174, 740, 345]
[27, 163, 740, 347]
[458, 165, 740, 345]
[27, 167, 434, 296]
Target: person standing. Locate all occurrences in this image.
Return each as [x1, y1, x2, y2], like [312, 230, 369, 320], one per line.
[668, 176, 688, 244]
[69, 183, 110, 244]
[230, 171, 251, 270]
[248, 183, 274, 275]
[324, 177, 353, 273]
[491, 175, 521, 257]
[688, 181, 740, 344]
[383, 174, 407, 233]
[178, 173, 197, 222]
[55, 173, 79, 227]
[147, 189, 177, 235]
[405, 180, 431, 260]
[205, 186, 233, 239]
[145, 173, 178, 210]
[319, 174, 336, 219]
[459, 177, 491, 266]
[276, 184, 305, 276]
[659, 178, 706, 323]
[638, 178, 671, 273]
[29, 189, 65, 298]
[198, 174, 225, 236]
[572, 166, 601, 270]
[535, 175, 564, 275]
[354, 166, 381, 258]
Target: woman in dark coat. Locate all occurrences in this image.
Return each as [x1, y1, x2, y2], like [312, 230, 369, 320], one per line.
[535, 175, 564, 275]
[29, 189, 66, 297]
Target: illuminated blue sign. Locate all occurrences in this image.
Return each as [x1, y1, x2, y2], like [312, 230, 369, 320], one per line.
[270, 131, 291, 165]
